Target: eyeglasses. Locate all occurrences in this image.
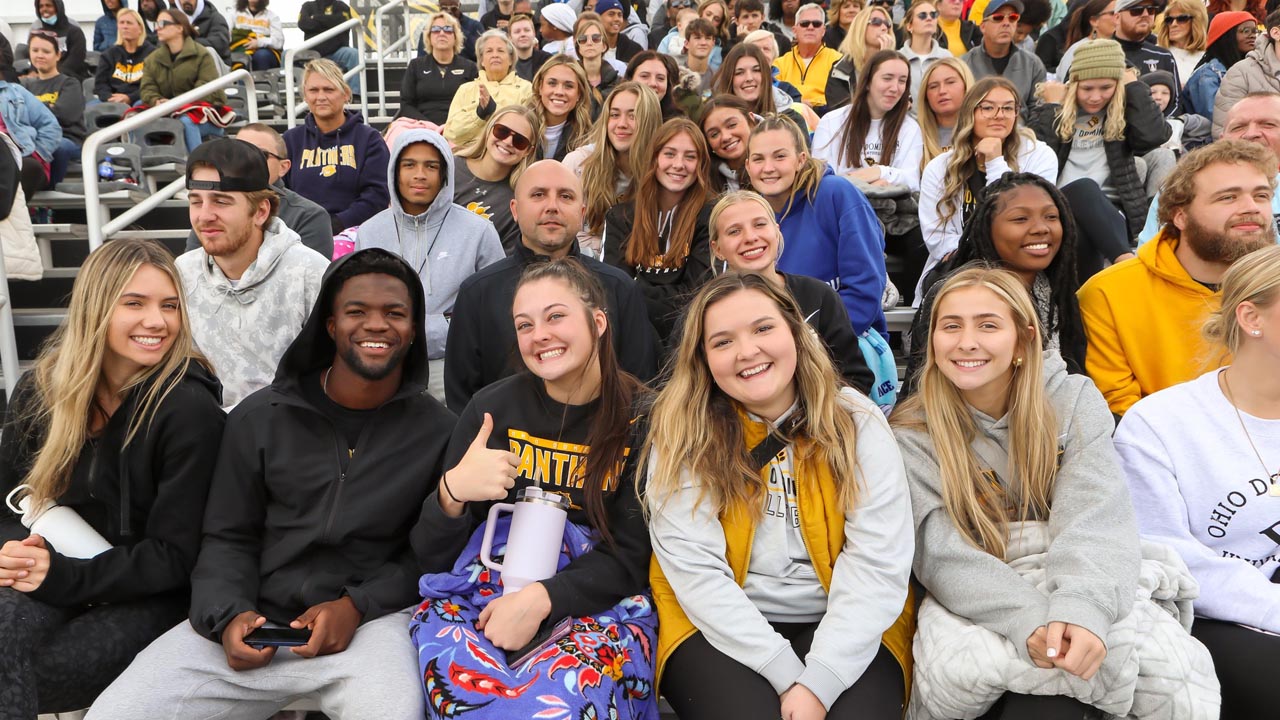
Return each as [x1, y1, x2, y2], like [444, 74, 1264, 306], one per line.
[1166, 13, 1193, 23]
[797, 19, 824, 28]
[868, 0, 893, 6]
[577, 32, 603, 43]
[869, 16, 891, 27]
[987, 12, 1019, 23]
[916, 10, 939, 19]
[976, 102, 1017, 117]
[671, 0, 693, 6]
[492, 123, 532, 151]
[1124, 6, 1159, 16]
[260, 150, 285, 162]
[155, 19, 178, 28]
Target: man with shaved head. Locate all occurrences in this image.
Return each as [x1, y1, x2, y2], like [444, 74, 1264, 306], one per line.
[443, 160, 658, 411]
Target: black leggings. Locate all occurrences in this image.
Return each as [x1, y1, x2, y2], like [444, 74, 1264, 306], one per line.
[661, 623, 905, 720]
[1191, 617, 1280, 718]
[887, 226, 929, 307]
[976, 692, 1100, 719]
[1060, 179, 1132, 283]
[0, 587, 185, 718]
[19, 156, 50, 199]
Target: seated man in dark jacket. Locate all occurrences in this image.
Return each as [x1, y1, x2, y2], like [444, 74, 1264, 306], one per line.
[87, 249, 458, 719]
[176, 0, 231, 64]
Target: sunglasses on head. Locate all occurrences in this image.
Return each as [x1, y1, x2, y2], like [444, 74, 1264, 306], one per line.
[1124, 5, 1159, 16]
[492, 123, 532, 151]
[577, 32, 603, 43]
[916, 10, 939, 19]
[797, 18, 824, 27]
[987, 11, 1019, 23]
[869, 16, 891, 27]
[429, 24, 455, 33]
[1166, 13, 1193, 23]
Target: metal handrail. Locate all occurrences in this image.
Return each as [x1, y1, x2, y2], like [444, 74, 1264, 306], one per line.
[375, 0, 414, 116]
[283, 17, 370, 128]
[83, 69, 259, 252]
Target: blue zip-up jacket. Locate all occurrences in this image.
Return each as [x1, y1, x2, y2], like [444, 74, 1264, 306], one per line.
[93, 0, 128, 52]
[282, 109, 391, 232]
[0, 80, 62, 162]
[776, 166, 888, 336]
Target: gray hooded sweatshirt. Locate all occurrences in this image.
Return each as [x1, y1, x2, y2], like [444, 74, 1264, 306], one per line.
[177, 218, 330, 407]
[894, 352, 1140, 665]
[356, 128, 504, 360]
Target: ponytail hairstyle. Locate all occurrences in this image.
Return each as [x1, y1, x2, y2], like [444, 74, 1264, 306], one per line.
[712, 43, 779, 116]
[642, 272, 862, 515]
[625, 118, 712, 267]
[839, 50, 911, 172]
[581, 83, 663, 235]
[513, 259, 645, 547]
[917, 57, 975, 171]
[748, 113, 824, 218]
[19, 239, 209, 509]
[938, 76, 1033, 230]
[892, 266, 1058, 557]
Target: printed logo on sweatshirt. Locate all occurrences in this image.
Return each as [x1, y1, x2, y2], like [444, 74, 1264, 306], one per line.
[465, 200, 494, 220]
[1206, 477, 1279, 547]
[297, 145, 359, 176]
[112, 60, 146, 84]
[506, 429, 628, 498]
[33, 90, 60, 107]
[763, 449, 800, 529]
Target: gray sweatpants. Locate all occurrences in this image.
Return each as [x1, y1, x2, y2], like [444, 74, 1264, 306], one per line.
[85, 608, 423, 720]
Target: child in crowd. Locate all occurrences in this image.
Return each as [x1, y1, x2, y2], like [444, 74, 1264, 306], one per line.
[646, 272, 915, 720]
[412, 259, 656, 719]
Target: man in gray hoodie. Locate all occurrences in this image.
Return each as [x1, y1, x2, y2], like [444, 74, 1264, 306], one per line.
[178, 138, 331, 407]
[356, 128, 504, 402]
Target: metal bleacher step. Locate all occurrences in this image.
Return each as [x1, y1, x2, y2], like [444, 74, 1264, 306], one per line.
[34, 224, 188, 242]
[13, 308, 68, 327]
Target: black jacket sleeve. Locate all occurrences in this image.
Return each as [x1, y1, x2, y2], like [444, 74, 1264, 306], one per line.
[0, 377, 44, 543]
[602, 205, 636, 277]
[444, 280, 488, 413]
[1122, 81, 1172, 154]
[411, 400, 483, 573]
[397, 58, 429, 121]
[811, 282, 875, 395]
[1026, 100, 1066, 157]
[59, 25, 89, 79]
[30, 380, 225, 608]
[540, 421, 651, 619]
[901, 280, 939, 400]
[298, 0, 351, 34]
[93, 48, 113, 101]
[189, 412, 270, 640]
[609, 275, 661, 384]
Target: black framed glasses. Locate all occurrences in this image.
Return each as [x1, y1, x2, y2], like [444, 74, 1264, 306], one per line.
[916, 10, 939, 19]
[492, 123, 532, 151]
[1166, 13, 1193, 23]
[797, 19, 824, 27]
[1124, 6, 1159, 16]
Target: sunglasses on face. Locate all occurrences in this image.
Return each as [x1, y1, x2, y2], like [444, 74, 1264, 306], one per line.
[1166, 13, 1193, 23]
[987, 12, 1019, 23]
[869, 16, 891, 27]
[1124, 6, 1159, 16]
[916, 10, 940, 19]
[492, 123, 532, 151]
[429, 24, 455, 33]
[797, 19, 824, 27]
[156, 19, 178, 28]
[577, 32, 603, 43]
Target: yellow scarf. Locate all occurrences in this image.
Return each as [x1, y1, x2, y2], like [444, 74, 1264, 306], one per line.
[649, 408, 916, 700]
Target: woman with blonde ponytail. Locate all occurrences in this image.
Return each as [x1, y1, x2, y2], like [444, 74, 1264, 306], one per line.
[0, 239, 225, 716]
[893, 266, 1211, 719]
[646, 272, 915, 720]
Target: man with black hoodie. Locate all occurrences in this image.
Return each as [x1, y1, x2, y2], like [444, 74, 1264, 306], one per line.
[33, 0, 88, 79]
[88, 249, 457, 719]
[298, 0, 363, 94]
[177, 0, 232, 64]
[444, 159, 659, 412]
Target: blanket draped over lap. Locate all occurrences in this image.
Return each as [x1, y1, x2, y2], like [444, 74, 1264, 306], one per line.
[411, 514, 659, 720]
[909, 522, 1221, 720]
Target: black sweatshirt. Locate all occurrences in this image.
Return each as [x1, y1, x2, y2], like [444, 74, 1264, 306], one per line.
[95, 39, 156, 104]
[783, 272, 876, 396]
[603, 201, 714, 344]
[0, 363, 225, 608]
[444, 242, 660, 412]
[297, 0, 355, 58]
[396, 54, 478, 126]
[188, 251, 457, 639]
[413, 373, 650, 620]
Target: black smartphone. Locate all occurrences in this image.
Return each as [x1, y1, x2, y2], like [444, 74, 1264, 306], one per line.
[244, 626, 312, 648]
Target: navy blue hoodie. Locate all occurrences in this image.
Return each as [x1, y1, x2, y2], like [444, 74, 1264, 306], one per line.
[282, 110, 391, 232]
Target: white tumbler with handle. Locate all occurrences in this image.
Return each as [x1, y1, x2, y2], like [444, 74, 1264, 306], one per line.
[479, 485, 570, 595]
[5, 484, 112, 559]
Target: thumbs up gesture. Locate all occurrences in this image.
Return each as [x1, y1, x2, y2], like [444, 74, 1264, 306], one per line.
[439, 413, 520, 516]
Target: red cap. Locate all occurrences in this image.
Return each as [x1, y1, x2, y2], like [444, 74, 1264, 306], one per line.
[1206, 11, 1256, 48]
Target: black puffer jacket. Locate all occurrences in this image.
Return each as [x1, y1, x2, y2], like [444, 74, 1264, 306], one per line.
[1028, 81, 1170, 240]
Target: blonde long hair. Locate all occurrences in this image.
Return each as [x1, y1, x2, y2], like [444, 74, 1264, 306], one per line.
[917, 57, 975, 171]
[840, 5, 893, 72]
[938, 77, 1035, 231]
[1157, 0, 1208, 51]
[530, 56, 595, 157]
[581, 83, 662, 235]
[643, 272, 862, 515]
[892, 266, 1058, 557]
[455, 105, 540, 189]
[748, 114, 825, 218]
[20, 240, 208, 508]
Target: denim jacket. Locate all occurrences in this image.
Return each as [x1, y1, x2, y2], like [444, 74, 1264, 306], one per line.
[0, 81, 62, 162]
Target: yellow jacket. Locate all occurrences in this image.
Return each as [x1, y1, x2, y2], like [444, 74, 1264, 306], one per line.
[1077, 229, 1226, 416]
[772, 46, 844, 109]
[650, 423, 916, 702]
[443, 70, 532, 149]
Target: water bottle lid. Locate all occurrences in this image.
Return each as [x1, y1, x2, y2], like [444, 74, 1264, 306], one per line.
[516, 485, 571, 510]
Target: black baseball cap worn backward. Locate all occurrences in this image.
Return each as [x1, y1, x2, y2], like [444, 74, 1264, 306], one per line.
[185, 138, 272, 192]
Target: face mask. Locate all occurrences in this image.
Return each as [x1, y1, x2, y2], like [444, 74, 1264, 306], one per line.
[41, 14, 58, 25]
